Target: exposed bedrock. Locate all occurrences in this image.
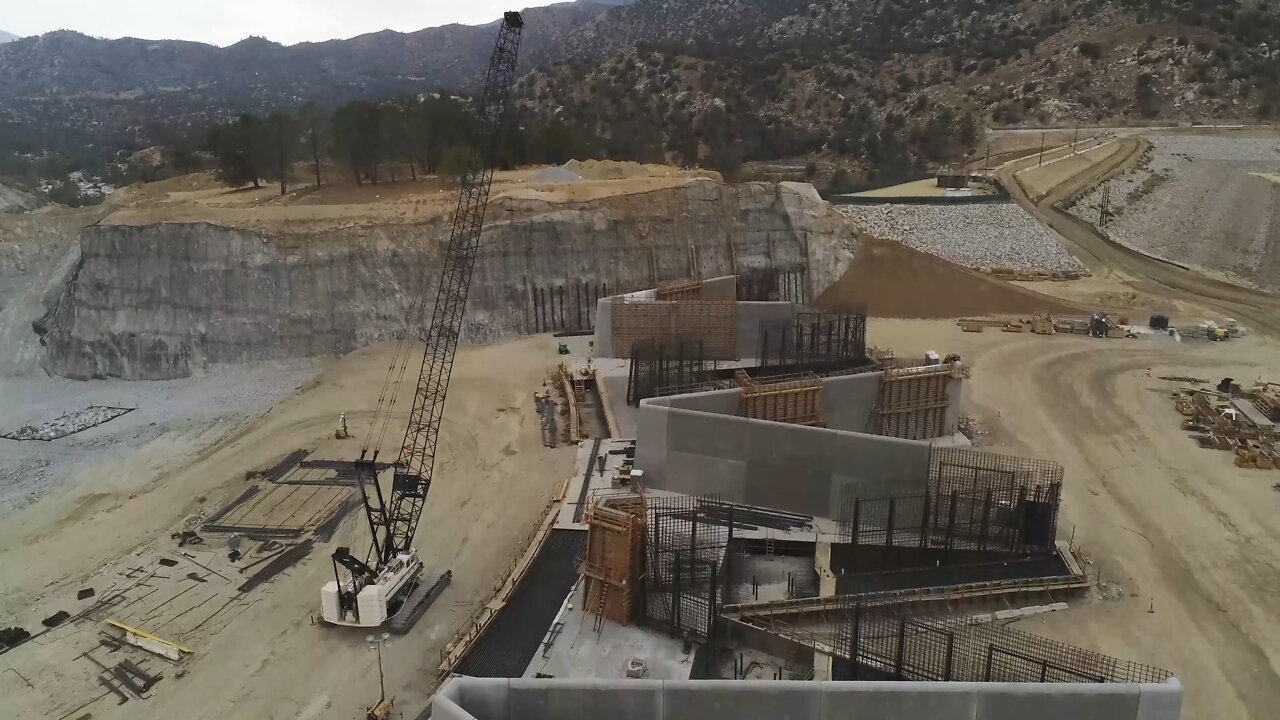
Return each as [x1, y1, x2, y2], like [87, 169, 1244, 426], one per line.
[39, 180, 855, 380]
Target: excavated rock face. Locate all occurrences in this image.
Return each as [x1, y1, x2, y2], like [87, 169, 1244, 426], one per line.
[38, 181, 855, 380]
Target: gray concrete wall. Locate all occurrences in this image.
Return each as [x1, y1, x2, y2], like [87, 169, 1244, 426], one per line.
[635, 401, 929, 520]
[702, 275, 738, 301]
[736, 302, 796, 359]
[820, 371, 882, 432]
[635, 372, 919, 520]
[651, 371, 882, 433]
[435, 677, 1184, 720]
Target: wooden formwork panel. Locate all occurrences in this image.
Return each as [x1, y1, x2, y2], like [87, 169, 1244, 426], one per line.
[611, 300, 737, 359]
[877, 366, 952, 440]
[581, 503, 644, 625]
[736, 370, 825, 426]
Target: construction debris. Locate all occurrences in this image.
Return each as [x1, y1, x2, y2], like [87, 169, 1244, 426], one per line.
[236, 539, 313, 593]
[103, 619, 194, 662]
[42, 610, 70, 628]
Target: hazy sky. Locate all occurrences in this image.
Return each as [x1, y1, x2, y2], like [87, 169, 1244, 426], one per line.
[3, 1, 562, 46]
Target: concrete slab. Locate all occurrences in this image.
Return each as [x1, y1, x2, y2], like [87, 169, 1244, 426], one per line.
[524, 582, 693, 681]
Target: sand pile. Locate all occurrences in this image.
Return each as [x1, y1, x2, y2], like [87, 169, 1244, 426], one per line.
[814, 236, 1085, 319]
[529, 166, 583, 183]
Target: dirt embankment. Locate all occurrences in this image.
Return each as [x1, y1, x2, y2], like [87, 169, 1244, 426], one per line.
[814, 235, 1086, 319]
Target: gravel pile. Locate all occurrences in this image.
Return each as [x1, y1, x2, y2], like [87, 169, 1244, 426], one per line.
[2, 406, 133, 441]
[1068, 135, 1280, 288]
[836, 202, 1083, 273]
[0, 364, 313, 520]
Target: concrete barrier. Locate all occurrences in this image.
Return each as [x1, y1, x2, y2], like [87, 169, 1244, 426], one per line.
[434, 677, 1183, 720]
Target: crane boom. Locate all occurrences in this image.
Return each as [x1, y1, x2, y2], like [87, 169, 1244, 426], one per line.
[376, 11, 524, 566]
[322, 11, 524, 628]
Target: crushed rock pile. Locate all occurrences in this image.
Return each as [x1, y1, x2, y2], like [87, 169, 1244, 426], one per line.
[3, 406, 133, 441]
[836, 202, 1083, 274]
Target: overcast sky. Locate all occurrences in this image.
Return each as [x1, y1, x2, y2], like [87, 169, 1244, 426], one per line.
[3, 1, 562, 47]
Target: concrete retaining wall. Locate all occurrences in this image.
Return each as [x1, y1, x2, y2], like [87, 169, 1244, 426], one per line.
[635, 373, 930, 520]
[434, 677, 1183, 720]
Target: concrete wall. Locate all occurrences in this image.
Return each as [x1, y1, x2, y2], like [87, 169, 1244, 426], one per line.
[701, 275, 738, 301]
[636, 372, 929, 520]
[434, 677, 1184, 720]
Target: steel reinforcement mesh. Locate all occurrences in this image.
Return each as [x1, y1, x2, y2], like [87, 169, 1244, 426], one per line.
[626, 337, 720, 406]
[737, 267, 808, 304]
[930, 446, 1064, 499]
[643, 495, 729, 639]
[757, 311, 868, 369]
[837, 482, 1062, 556]
[833, 605, 1172, 684]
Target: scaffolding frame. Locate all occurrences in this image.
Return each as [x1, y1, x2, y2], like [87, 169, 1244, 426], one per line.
[579, 497, 646, 628]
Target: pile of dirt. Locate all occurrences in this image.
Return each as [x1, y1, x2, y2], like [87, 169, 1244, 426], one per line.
[814, 236, 1086, 319]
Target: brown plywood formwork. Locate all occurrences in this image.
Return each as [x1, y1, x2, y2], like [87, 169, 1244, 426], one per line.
[611, 300, 737, 359]
[579, 497, 646, 628]
[735, 370, 826, 427]
[875, 364, 955, 440]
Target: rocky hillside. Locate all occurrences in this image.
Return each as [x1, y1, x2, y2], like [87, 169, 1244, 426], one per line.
[34, 181, 850, 379]
[520, 0, 1278, 180]
[2, 0, 1276, 184]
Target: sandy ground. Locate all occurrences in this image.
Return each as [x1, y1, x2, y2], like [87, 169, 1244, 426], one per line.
[0, 335, 576, 720]
[97, 162, 716, 233]
[867, 318, 1280, 720]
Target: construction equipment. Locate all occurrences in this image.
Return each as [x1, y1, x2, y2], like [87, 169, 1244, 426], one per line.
[367, 698, 394, 720]
[320, 11, 525, 628]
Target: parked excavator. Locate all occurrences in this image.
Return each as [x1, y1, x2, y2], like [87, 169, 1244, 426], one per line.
[319, 11, 525, 629]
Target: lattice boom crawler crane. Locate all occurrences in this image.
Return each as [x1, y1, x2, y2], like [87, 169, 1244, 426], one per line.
[320, 11, 525, 629]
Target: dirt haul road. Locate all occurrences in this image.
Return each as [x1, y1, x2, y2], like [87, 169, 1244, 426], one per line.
[999, 132, 1280, 337]
[871, 319, 1280, 720]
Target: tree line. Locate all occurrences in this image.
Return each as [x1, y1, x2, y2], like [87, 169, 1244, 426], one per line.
[204, 94, 607, 194]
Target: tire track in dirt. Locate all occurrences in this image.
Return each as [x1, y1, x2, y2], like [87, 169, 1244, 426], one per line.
[969, 335, 1280, 719]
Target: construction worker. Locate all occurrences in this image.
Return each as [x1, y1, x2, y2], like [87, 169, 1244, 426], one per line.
[336, 412, 349, 439]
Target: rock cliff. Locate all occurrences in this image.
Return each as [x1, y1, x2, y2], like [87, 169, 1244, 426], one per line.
[37, 180, 854, 380]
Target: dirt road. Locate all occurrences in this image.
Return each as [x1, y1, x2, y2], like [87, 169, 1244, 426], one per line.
[999, 133, 1280, 336]
[870, 319, 1280, 720]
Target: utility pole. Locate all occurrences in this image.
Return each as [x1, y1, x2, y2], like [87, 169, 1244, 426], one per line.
[984, 143, 990, 172]
[1038, 132, 1046, 167]
[1073, 125, 1079, 156]
[366, 632, 390, 702]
